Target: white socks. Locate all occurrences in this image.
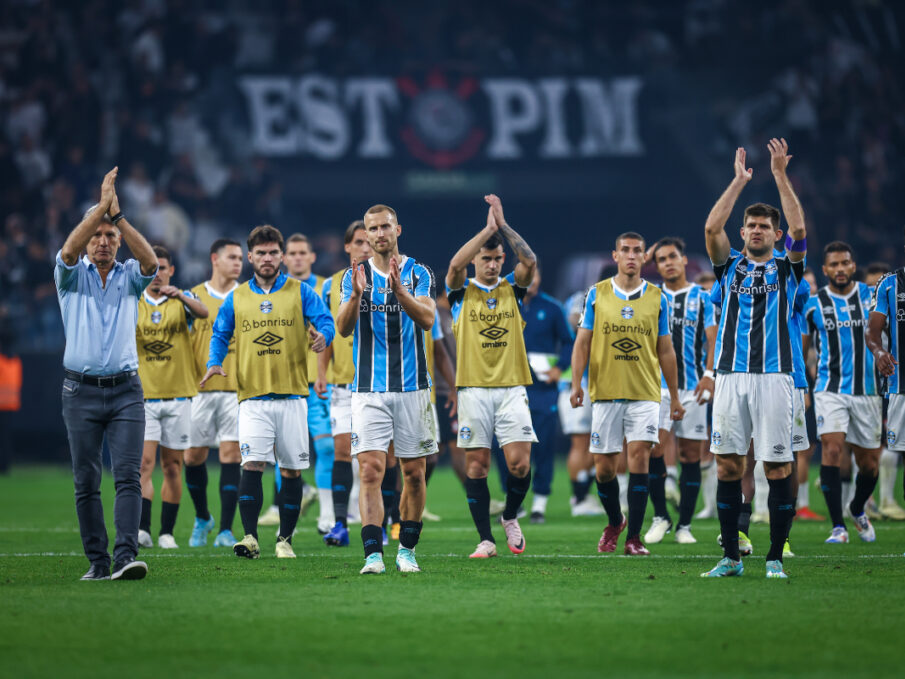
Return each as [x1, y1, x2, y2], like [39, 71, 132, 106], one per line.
[879, 448, 898, 505]
[531, 493, 549, 515]
[754, 463, 769, 516]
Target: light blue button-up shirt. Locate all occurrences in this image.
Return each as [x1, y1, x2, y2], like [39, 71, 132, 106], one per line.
[54, 251, 157, 375]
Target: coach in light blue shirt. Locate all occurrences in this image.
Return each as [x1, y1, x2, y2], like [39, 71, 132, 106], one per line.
[55, 167, 158, 582]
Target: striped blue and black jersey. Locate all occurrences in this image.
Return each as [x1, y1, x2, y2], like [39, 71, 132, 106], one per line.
[873, 270, 904, 394]
[805, 282, 877, 395]
[341, 256, 436, 393]
[659, 284, 715, 391]
[789, 279, 810, 390]
[712, 248, 806, 374]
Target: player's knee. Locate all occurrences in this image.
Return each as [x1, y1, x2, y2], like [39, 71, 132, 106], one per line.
[508, 460, 530, 479]
[359, 460, 383, 486]
[402, 466, 425, 490]
[466, 459, 488, 478]
[280, 468, 301, 479]
[184, 447, 207, 466]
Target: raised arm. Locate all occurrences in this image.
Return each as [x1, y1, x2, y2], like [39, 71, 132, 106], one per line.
[160, 287, 208, 318]
[60, 168, 119, 265]
[446, 206, 498, 290]
[768, 137, 806, 262]
[486, 194, 536, 288]
[705, 148, 752, 266]
[110, 188, 157, 276]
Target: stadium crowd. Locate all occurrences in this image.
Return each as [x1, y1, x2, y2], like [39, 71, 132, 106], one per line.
[1, 0, 904, 353]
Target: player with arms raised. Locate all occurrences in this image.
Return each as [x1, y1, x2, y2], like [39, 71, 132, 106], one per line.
[702, 141, 808, 579]
[446, 194, 537, 558]
[336, 205, 438, 575]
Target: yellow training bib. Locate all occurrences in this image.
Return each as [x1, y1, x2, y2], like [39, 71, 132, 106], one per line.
[136, 295, 198, 399]
[451, 277, 532, 388]
[234, 278, 309, 401]
[190, 282, 238, 392]
[588, 279, 662, 402]
[325, 269, 355, 385]
[305, 275, 325, 384]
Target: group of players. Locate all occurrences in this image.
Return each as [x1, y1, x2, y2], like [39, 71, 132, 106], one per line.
[132, 137, 905, 577]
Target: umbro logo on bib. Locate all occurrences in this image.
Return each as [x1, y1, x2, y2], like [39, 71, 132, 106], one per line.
[144, 340, 172, 356]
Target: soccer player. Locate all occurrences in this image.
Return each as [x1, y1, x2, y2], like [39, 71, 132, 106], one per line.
[336, 204, 438, 574]
[570, 232, 684, 556]
[320, 220, 371, 546]
[702, 141, 808, 579]
[867, 241, 905, 529]
[285, 233, 335, 534]
[806, 241, 881, 544]
[201, 225, 334, 559]
[137, 246, 209, 549]
[864, 262, 905, 520]
[644, 237, 716, 545]
[446, 194, 537, 558]
[184, 239, 244, 548]
[560, 288, 601, 517]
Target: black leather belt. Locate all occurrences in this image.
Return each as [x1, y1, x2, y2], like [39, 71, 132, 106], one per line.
[64, 369, 137, 387]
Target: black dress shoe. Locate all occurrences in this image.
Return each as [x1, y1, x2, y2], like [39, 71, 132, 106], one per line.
[111, 559, 148, 581]
[80, 564, 110, 581]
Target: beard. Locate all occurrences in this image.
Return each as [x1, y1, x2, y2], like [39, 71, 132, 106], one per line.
[745, 241, 773, 258]
[830, 274, 851, 290]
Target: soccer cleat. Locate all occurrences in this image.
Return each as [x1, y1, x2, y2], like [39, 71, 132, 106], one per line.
[213, 530, 238, 547]
[716, 531, 753, 556]
[421, 507, 442, 522]
[317, 516, 334, 535]
[665, 482, 681, 509]
[324, 522, 350, 547]
[158, 533, 178, 549]
[111, 559, 148, 581]
[395, 547, 421, 573]
[571, 495, 605, 517]
[488, 499, 506, 517]
[360, 553, 386, 574]
[825, 526, 849, 543]
[138, 529, 153, 548]
[501, 517, 526, 554]
[275, 536, 296, 558]
[597, 516, 627, 553]
[300, 485, 318, 516]
[390, 523, 400, 541]
[233, 534, 260, 559]
[624, 537, 650, 556]
[643, 516, 672, 544]
[851, 512, 877, 542]
[258, 504, 280, 526]
[529, 511, 545, 524]
[879, 499, 905, 521]
[866, 498, 883, 521]
[469, 540, 498, 558]
[675, 525, 697, 544]
[80, 564, 110, 581]
[795, 506, 824, 521]
[189, 515, 216, 547]
[783, 540, 795, 557]
[701, 557, 743, 577]
[765, 560, 788, 578]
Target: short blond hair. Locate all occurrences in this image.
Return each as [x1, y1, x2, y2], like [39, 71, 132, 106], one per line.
[364, 204, 397, 222]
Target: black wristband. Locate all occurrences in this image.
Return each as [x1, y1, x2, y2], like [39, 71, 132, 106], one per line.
[110, 212, 125, 224]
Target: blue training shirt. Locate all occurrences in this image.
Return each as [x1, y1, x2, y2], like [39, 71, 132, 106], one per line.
[659, 284, 715, 391]
[341, 256, 436, 393]
[871, 271, 903, 394]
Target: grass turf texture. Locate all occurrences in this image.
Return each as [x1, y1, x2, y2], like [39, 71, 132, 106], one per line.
[1, 464, 903, 679]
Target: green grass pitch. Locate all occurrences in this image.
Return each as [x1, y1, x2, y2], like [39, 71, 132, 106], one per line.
[1, 464, 903, 679]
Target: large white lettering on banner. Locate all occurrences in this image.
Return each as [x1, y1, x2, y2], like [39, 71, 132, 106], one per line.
[239, 75, 643, 167]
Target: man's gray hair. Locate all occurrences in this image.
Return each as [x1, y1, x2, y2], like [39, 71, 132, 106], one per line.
[83, 203, 115, 226]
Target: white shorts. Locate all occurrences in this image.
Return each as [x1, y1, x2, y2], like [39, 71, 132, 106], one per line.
[558, 387, 591, 435]
[351, 389, 438, 458]
[658, 388, 708, 440]
[711, 372, 794, 463]
[144, 399, 192, 450]
[432, 403, 440, 442]
[190, 391, 239, 448]
[330, 385, 352, 436]
[590, 400, 659, 454]
[888, 394, 905, 451]
[238, 398, 310, 470]
[792, 388, 810, 452]
[814, 391, 882, 449]
[457, 386, 538, 449]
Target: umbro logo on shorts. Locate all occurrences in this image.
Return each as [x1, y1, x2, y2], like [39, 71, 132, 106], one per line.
[420, 440, 435, 452]
[773, 444, 786, 453]
[645, 424, 656, 435]
[695, 424, 704, 433]
[521, 426, 532, 435]
[792, 435, 805, 445]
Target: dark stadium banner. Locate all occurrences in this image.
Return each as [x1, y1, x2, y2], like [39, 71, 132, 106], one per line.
[237, 72, 647, 197]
